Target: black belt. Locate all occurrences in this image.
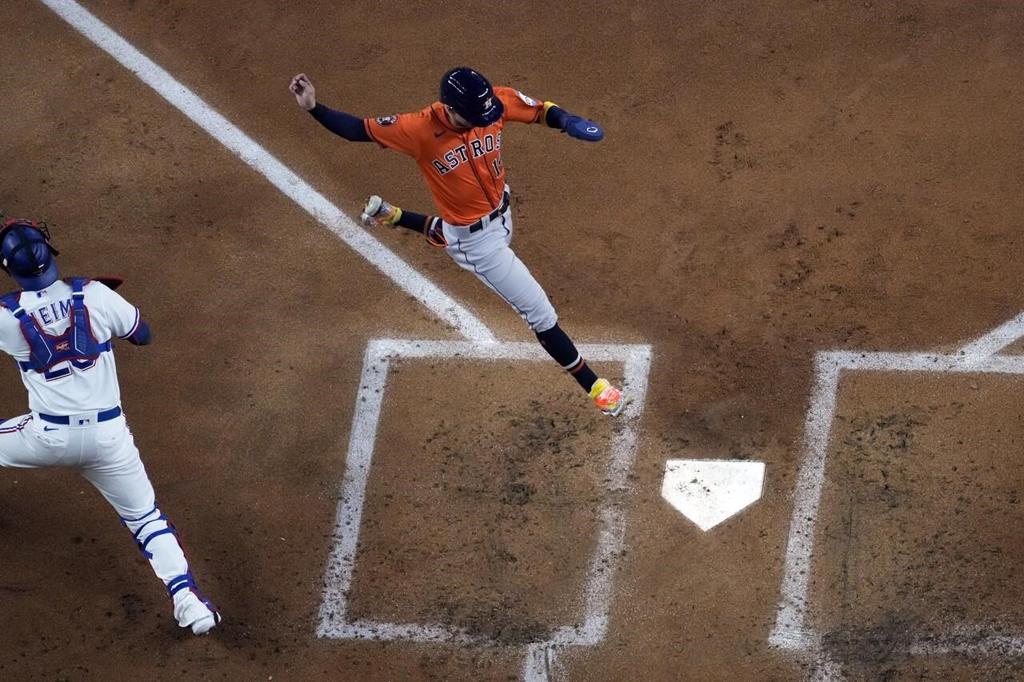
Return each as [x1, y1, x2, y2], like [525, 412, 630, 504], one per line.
[39, 406, 122, 425]
[467, 192, 510, 233]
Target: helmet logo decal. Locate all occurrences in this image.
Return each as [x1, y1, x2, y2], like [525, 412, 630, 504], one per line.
[375, 115, 397, 126]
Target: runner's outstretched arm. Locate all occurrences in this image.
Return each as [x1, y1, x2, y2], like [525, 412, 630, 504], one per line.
[289, 73, 372, 142]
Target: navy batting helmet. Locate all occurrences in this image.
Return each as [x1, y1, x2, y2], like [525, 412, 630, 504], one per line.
[439, 67, 504, 128]
[0, 219, 60, 291]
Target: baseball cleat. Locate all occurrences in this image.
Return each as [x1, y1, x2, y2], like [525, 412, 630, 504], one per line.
[361, 195, 402, 227]
[173, 589, 222, 635]
[590, 378, 627, 416]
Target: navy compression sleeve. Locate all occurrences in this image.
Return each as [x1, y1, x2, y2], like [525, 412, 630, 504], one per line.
[544, 104, 572, 130]
[395, 209, 432, 234]
[309, 103, 372, 142]
[127, 320, 152, 346]
[393, 209, 445, 247]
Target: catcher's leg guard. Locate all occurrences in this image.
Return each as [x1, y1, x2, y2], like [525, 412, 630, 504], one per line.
[120, 506, 220, 633]
[120, 505, 189, 582]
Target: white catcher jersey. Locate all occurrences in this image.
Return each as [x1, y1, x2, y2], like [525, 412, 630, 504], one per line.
[0, 280, 140, 415]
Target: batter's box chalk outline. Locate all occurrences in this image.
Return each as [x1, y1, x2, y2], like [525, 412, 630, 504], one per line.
[316, 339, 652, 682]
[771, 312, 1024, 681]
[34, 3, 651, 678]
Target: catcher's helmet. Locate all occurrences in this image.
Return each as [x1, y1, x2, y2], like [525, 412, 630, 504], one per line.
[0, 218, 60, 291]
[439, 67, 503, 128]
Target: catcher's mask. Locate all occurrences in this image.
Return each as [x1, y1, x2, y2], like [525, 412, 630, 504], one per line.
[440, 67, 503, 128]
[0, 218, 60, 291]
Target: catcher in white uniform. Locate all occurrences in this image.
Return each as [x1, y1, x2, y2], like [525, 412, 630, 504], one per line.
[0, 218, 220, 635]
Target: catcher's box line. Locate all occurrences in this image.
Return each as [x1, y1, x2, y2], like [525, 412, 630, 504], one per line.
[39, 0, 496, 345]
[771, 313, 1024, 680]
[315, 339, 652, 682]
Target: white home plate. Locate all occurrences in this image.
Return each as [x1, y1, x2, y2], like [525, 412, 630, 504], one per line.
[661, 460, 766, 531]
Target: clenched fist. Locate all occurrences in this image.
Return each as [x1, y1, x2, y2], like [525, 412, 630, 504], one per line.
[289, 73, 316, 111]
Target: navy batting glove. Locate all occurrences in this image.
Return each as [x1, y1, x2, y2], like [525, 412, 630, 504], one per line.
[564, 116, 604, 142]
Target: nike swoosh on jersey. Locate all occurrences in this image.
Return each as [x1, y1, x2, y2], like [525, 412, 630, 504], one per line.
[43, 426, 59, 431]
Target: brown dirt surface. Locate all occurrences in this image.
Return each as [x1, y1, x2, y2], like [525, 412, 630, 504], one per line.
[816, 372, 1024, 680]
[347, 360, 612, 644]
[2, 0, 1024, 680]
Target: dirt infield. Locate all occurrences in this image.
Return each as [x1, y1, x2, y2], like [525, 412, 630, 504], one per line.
[2, 1, 1024, 680]
[346, 360, 612, 644]
[815, 372, 1024, 680]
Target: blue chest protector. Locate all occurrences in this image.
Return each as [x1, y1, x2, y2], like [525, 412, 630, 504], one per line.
[0, 278, 111, 373]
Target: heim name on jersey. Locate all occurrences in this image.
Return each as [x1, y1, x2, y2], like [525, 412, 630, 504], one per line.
[0, 280, 139, 415]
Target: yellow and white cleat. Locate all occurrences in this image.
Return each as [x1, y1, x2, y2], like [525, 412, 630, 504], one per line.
[590, 378, 627, 416]
[361, 195, 402, 227]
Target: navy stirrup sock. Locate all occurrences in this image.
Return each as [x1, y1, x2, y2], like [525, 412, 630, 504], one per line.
[536, 324, 598, 392]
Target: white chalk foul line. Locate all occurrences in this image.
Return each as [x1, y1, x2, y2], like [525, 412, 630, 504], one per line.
[957, 311, 1024, 362]
[316, 339, 652, 682]
[39, 0, 496, 345]
[772, 349, 1024, 679]
[38, 3, 655, 678]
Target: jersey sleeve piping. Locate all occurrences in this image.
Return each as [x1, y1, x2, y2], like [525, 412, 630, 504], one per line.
[118, 308, 141, 339]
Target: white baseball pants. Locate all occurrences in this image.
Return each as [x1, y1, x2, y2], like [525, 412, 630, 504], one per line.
[0, 412, 192, 593]
[441, 199, 558, 333]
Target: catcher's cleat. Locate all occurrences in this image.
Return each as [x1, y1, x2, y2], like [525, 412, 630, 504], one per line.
[173, 588, 221, 635]
[590, 378, 627, 416]
[361, 195, 402, 227]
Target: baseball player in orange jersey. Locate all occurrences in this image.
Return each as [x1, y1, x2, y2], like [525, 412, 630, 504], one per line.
[289, 67, 625, 415]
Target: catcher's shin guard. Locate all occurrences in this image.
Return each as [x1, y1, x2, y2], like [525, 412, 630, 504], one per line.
[121, 505, 186, 572]
[121, 506, 220, 634]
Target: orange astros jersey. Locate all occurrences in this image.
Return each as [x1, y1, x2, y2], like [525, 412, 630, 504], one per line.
[364, 86, 545, 225]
